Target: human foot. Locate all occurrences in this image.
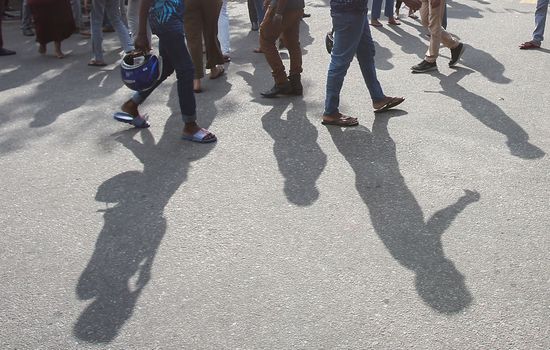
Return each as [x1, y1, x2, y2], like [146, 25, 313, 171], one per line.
[373, 96, 405, 112]
[321, 112, 359, 127]
[193, 79, 202, 93]
[370, 19, 383, 27]
[182, 123, 217, 143]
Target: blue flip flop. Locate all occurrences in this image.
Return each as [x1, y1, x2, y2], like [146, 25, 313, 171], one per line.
[181, 128, 217, 143]
[113, 111, 150, 128]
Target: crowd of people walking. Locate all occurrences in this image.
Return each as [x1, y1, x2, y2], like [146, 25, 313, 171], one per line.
[0, 0, 548, 141]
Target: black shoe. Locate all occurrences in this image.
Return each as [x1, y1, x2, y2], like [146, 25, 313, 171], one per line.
[261, 81, 293, 98]
[302, 13, 311, 18]
[251, 22, 259, 31]
[449, 43, 465, 67]
[0, 48, 16, 56]
[411, 60, 437, 73]
[22, 28, 34, 36]
[288, 74, 303, 96]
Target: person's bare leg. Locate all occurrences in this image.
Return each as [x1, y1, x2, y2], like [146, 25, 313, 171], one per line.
[54, 41, 65, 58]
[121, 99, 140, 117]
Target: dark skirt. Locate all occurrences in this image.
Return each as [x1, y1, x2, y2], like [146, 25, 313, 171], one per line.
[28, 0, 75, 45]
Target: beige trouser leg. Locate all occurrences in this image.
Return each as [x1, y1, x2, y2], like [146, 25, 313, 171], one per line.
[420, 0, 458, 63]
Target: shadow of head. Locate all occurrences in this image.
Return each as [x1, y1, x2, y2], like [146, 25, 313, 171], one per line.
[415, 260, 472, 314]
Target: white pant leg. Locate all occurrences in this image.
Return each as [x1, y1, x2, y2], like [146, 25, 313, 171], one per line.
[218, 0, 231, 55]
[127, 0, 152, 43]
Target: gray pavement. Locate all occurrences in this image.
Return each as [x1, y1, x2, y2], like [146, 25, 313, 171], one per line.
[1, 0, 549, 348]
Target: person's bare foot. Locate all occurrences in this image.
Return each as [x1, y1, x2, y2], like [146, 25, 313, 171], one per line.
[38, 44, 46, 55]
[182, 121, 216, 142]
[193, 79, 202, 93]
[121, 99, 140, 117]
[209, 65, 225, 79]
[373, 96, 405, 112]
[388, 16, 401, 25]
[370, 19, 383, 27]
[54, 42, 65, 58]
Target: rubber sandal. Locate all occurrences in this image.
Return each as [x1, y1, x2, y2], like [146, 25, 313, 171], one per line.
[519, 41, 540, 50]
[321, 114, 359, 127]
[113, 111, 150, 128]
[209, 66, 225, 79]
[181, 128, 217, 143]
[374, 97, 405, 113]
[88, 59, 107, 67]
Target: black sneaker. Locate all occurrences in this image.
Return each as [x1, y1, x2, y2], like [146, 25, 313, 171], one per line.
[411, 60, 437, 73]
[261, 81, 293, 98]
[449, 43, 465, 67]
[288, 74, 303, 96]
[0, 48, 16, 56]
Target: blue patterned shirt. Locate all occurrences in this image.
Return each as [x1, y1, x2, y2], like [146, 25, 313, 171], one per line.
[149, 0, 184, 31]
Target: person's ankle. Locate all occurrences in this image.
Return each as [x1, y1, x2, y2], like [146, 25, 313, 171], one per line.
[183, 122, 200, 134]
[122, 100, 138, 116]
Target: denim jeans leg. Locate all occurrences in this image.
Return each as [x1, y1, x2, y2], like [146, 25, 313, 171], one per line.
[384, 0, 395, 18]
[132, 30, 197, 123]
[371, 0, 383, 20]
[356, 17, 385, 102]
[70, 0, 82, 28]
[533, 0, 549, 44]
[254, 0, 265, 24]
[104, 0, 133, 53]
[91, 0, 106, 61]
[218, 0, 231, 55]
[21, 0, 32, 30]
[324, 13, 365, 116]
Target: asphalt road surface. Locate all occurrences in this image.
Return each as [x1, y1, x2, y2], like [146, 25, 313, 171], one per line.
[1, 0, 549, 348]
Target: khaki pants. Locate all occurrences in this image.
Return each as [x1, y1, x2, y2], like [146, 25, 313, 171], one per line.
[183, 0, 225, 79]
[259, 6, 304, 85]
[420, 0, 458, 63]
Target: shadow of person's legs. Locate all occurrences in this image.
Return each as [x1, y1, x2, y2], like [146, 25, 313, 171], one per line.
[327, 115, 478, 313]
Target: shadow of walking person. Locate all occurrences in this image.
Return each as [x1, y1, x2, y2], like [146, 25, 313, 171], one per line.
[261, 98, 327, 206]
[328, 116, 480, 314]
[73, 88, 216, 343]
[436, 68, 545, 159]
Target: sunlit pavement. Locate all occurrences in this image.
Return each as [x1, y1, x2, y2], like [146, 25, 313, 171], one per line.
[1, 1, 549, 348]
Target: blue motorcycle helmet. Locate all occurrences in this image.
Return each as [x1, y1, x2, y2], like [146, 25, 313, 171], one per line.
[120, 52, 162, 92]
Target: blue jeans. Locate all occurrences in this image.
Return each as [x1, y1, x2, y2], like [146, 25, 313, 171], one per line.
[71, 0, 82, 28]
[533, 0, 549, 44]
[21, 0, 33, 31]
[253, 0, 265, 24]
[91, 0, 133, 61]
[324, 11, 385, 116]
[371, 0, 395, 20]
[132, 28, 197, 123]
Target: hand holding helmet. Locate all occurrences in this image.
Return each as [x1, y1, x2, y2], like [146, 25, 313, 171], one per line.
[134, 31, 151, 53]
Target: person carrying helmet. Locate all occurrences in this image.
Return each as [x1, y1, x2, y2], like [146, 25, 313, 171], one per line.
[114, 0, 216, 143]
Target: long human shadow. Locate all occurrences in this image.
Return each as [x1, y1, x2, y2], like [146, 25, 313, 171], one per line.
[73, 86, 217, 343]
[261, 98, 327, 206]
[436, 68, 545, 159]
[328, 116, 480, 313]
